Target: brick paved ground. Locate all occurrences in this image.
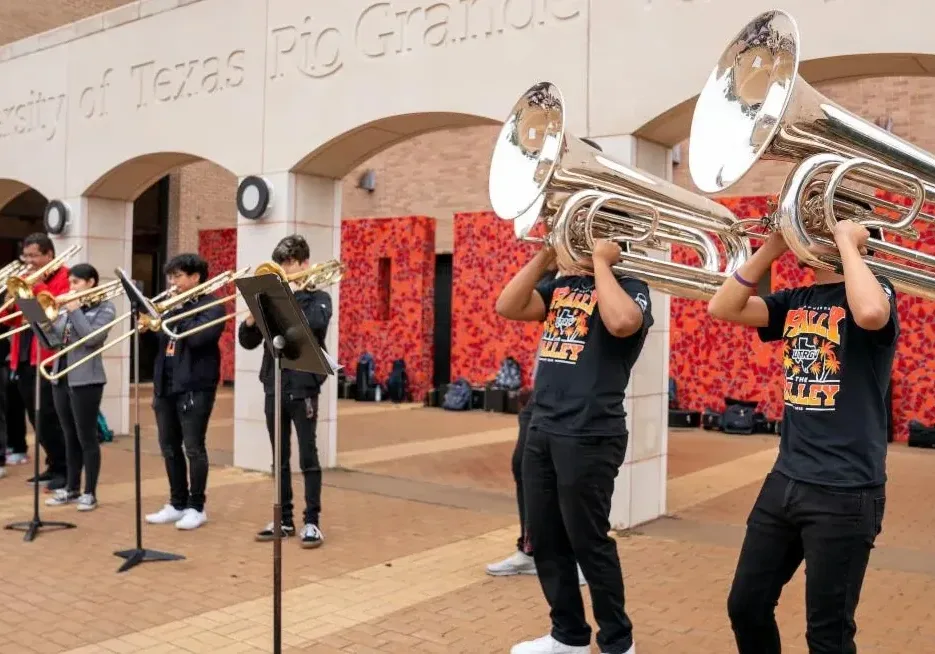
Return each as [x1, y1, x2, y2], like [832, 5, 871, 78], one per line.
[2, 393, 934, 653]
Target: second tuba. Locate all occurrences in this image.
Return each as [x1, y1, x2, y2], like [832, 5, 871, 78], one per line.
[689, 9, 935, 299]
[488, 82, 751, 301]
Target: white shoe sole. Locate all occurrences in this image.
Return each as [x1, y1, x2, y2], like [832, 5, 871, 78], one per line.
[486, 567, 537, 577]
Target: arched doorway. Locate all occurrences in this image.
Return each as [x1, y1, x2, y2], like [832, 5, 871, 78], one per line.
[0, 188, 47, 261]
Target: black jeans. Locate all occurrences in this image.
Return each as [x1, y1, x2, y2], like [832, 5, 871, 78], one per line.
[16, 365, 67, 477]
[728, 471, 885, 654]
[154, 390, 216, 512]
[523, 426, 634, 653]
[264, 394, 322, 526]
[2, 365, 27, 457]
[513, 409, 532, 553]
[52, 383, 104, 496]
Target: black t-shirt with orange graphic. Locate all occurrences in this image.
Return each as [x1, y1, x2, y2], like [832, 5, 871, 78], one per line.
[528, 274, 653, 437]
[758, 278, 899, 488]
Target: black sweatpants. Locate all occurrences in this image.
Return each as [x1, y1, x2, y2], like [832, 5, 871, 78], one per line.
[16, 365, 67, 477]
[727, 471, 884, 654]
[154, 390, 216, 512]
[52, 383, 104, 496]
[2, 365, 28, 457]
[512, 407, 532, 553]
[264, 394, 322, 526]
[523, 426, 634, 653]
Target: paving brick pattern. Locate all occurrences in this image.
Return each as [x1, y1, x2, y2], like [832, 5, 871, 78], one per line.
[3, 401, 935, 653]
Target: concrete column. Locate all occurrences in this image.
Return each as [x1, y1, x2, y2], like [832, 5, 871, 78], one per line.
[50, 196, 134, 436]
[233, 172, 341, 473]
[590, 135, 671, 530]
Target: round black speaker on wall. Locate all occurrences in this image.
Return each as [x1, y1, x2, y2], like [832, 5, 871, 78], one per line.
[236, 176, 271, 220]
[44, 200, 69, 235]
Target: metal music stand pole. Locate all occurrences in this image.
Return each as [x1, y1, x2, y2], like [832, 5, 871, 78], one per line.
[233, 273, 333, 654]
[113, 281, 185, 572]
[5, 360, 77, 541]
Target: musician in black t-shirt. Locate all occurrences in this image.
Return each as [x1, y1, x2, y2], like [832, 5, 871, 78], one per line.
[707, 222, 898, 654]
[497, 240, 651, 654]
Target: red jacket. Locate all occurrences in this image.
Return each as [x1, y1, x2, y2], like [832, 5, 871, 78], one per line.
[2, 266, 70, 370]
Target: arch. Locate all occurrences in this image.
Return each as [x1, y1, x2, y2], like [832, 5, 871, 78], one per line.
[0, 179, 34, 212]
[635, 54, 935, 147]
[292, 112, 499, 179]
[80, 152, 238, 202]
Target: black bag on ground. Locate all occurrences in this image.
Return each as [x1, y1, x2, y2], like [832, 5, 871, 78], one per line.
[721, 400, 758, 435]
[442, 378, 472, 411]
[355, 352, 378, 401]
[491, 356, 522, 391]
[702, 408, 722, 431]
[386, 359, 409, 403]
[908, 420, 935, 448]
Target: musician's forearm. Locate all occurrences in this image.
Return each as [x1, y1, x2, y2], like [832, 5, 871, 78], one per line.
[708, 240, 782, 317]
[496, 250, 553, 319]
[838, 240, 890, 330]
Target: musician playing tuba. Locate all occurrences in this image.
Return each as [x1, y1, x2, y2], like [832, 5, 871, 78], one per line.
[44, 264, 117, 512]
[495, 194, 649, 653]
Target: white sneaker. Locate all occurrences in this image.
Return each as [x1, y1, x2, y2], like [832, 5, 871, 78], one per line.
[76, 493, 98, 512]
[511, 635, 589, 654]
[486, 550, 537, 576]
[45, 489, 78, 506]
[146, 504, 186, 524]
[7, 453, 27, 465]
[0, 466, 6, 479]
[175, 508, 207, 530]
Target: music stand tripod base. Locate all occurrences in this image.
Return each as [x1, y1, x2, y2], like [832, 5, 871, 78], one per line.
[4, 300, 77, 542]
[110, 269, 186, 573]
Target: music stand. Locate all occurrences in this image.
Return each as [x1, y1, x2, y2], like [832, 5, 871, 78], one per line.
[111, 268, 185, 573]
[234, 273, 334, 654]
[4, 296, 77, 541]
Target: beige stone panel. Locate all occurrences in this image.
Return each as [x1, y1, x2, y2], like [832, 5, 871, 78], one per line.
[262, 0, 590, 175]
[588, 0, 935, 142]
[63, 0, 267, 197]
[0, 45, 68, 197]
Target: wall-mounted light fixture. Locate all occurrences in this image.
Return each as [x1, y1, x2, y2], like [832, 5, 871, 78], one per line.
[236, 176, 272, 220]
[43, 200, 70, 235]
[357, 169, 376, 193]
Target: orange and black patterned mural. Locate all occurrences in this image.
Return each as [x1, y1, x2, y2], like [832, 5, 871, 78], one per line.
[450, 211, 544, 388]
[198, 228, 237, 384]
[338, 216, 436, 399]
[200, 196, 935, 441]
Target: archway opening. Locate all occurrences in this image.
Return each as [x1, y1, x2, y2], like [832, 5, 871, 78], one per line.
[0, 187, 48, 264]
[84, 153, 238, 383]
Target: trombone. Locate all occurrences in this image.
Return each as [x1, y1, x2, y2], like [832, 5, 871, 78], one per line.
[0, 279, 126, 342]
[254, 259, 346, 290]
[0, 244, 82, 321]
[38, 285, 176, 382]
[157, 267, 252, 340]
[0, 259, 27, 288]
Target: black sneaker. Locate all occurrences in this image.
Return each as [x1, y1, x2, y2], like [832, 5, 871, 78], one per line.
[26, 471, 54, 486]
[255, 521, 295, 542]
[300, 524, 324, 549]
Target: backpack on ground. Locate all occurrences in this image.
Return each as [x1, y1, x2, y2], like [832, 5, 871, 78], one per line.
[722, 402, 757, 435]
[442, 378, 472, 411]
[386, 359, 409, 403]
[492, 356, 522, 391]
[355, 352, 377, 401]
[97, 412, 114, 443]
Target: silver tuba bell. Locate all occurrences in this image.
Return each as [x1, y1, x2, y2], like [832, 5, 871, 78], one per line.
[690, 9, 935, 299]
[488, 81, 752, 301]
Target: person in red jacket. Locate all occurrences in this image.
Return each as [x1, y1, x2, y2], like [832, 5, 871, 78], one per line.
[2, 233, 70, 489]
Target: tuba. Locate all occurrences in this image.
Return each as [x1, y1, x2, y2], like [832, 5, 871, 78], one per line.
[690, 9, 935, 299]
[488, 82, 751, 301]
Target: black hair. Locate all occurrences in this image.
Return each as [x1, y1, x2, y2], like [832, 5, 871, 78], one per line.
[164, 253, 209, 283]
[272, 234, 311, 265]
[580, 137, 603, 152]
[69, 263, 99, 286]
[23, 232, 54, 255]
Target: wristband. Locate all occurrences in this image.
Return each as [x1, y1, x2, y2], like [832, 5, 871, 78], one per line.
[733, 271, 757, 289]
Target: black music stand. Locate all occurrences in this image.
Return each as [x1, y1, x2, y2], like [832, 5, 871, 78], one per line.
[111, 268, 185, 573]
[4, 297, 77, 542]
[234, 273, 334, 654]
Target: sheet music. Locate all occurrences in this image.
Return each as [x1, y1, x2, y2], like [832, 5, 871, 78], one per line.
[321, 348, 342, 373]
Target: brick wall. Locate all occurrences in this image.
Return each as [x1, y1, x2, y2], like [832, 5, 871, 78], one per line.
[0, 0, 132, 44]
